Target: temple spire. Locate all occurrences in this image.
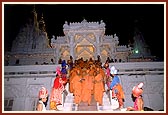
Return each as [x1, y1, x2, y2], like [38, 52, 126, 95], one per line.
[130, 19, 151, 58]
[39, 13, 46, 32]
[31, 5, 38, 28]
[31, 5, 39, 49]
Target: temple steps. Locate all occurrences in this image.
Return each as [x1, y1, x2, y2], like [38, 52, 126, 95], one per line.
[61, 90, 114, 111]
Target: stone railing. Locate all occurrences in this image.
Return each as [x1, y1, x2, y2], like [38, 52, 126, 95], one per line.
[109, 62, 164, 75]
[4, 65, 60, 78]
[4, 62, 164, 78]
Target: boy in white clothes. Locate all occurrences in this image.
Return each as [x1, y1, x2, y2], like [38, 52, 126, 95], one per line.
[36, 87, 48, 111]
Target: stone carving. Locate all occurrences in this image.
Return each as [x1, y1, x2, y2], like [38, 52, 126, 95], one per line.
[4, 85, 24, 98]
[26, 84, 43, 97]
[100, 20, 105, 28]
[114, 33, 118, 40]
[63, 21, 69, 29]
[51, 35, 56, 43]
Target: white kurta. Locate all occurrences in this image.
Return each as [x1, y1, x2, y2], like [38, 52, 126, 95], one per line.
[38, 100, 46, 111]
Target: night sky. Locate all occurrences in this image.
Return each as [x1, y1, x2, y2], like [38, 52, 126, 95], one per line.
[4, 3, 164, 60]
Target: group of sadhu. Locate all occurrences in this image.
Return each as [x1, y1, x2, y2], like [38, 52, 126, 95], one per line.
[36, 56, 144, 111]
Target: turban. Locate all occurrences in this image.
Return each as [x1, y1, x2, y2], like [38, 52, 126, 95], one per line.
[38, 87, 48, 99]
[132, 82, 144, 97]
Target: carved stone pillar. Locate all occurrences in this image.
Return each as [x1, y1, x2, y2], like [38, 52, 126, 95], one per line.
[95, 34, 100, 57]
[55, 45, 60, 64]
[69, 35, 75, 59]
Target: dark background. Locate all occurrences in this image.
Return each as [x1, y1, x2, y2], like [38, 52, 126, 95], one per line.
[4, 3, 164, 60]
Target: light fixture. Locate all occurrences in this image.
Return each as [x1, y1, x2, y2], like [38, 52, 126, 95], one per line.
[135, 50, 139, 54]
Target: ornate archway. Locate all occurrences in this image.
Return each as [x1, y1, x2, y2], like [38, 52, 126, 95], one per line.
[74, 33, 96, 60]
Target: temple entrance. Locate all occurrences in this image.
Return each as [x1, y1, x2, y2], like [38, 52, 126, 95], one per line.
[74, 34, 96, 60]
[75, 45, 95, 60]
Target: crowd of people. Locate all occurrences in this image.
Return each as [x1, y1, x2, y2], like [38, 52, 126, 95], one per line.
[36, 56, 144, 111]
